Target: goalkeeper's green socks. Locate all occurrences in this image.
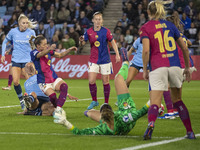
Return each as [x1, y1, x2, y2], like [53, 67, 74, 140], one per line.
[116, 61, 129, 81]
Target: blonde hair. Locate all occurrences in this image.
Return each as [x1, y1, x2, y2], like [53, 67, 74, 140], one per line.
[25, 62, 36, 76]
[166, 11, 182, 30]
[18, 14, 37, 29]
[148, 0, 172, 20]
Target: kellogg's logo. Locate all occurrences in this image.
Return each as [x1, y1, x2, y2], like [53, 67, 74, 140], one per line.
[51, 58, 88, 78]
[0, 61, 11, 72]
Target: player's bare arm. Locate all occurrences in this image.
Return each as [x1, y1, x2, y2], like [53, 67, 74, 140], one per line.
[142, 38, 150, 81]
[37, 44, 56, 58]
[111, 39, 120, 63]
[53, 46, 77, 58]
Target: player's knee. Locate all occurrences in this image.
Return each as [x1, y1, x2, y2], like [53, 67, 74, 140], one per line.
[60, 83, 68, 92]
[30, 92, 37, 99]
[13, 80, 20, 86]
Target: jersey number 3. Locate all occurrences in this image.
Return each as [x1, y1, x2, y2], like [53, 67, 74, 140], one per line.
[154, 30, 176, 53]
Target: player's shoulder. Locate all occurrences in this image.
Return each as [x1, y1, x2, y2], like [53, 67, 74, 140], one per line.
[9, 27, 18, 34]
[31, 49, 39, 56]
[101, 26, 110, 32]
[26, 28, 35, 34]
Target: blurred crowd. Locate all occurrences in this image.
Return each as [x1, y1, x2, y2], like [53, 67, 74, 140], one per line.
[113, 0, 200, 55]
[0, 0, 200, 55]
[0, 0, 108, 54]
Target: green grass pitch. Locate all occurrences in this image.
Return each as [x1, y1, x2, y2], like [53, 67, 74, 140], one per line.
[0, 79, 199, 150]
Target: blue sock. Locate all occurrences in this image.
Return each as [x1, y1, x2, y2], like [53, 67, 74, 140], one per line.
[29, 95, 35, 103]
[14, 84, 23, 101]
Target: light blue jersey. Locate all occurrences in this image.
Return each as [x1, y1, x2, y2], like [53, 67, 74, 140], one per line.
[130, 38, 143, 67]
[24, 75, 48, 98]
[2, 27, 35, 63]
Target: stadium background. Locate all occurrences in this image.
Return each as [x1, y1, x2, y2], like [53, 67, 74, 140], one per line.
[0, 1, 200, 150]
[0, 0, 200, 80]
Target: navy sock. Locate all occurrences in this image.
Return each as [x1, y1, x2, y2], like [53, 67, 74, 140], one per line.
[14, 84, 23, 100]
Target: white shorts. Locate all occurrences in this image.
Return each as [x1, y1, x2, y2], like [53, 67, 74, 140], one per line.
[88, 62, 113, 75]
[39, 78, 63, 93]
[149, 67, 183, 91]
[182, 66, 197, 81]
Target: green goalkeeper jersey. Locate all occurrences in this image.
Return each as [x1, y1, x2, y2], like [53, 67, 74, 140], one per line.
[72, 93, 148, 135]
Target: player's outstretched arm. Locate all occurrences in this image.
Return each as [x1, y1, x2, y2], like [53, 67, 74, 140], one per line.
[53, 46, 77, 58]
[36, 44, 56, 58]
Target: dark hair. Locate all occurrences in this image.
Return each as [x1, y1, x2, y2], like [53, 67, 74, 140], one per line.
[29, 35, 46, 50]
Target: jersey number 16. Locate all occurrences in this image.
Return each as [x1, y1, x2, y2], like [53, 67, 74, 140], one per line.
[154, 30, 176, 53]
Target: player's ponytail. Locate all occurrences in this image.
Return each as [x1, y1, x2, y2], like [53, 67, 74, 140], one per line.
[29, 35, 46, 50]
[18, 14, 37, 29]
[29, 35, 36, 50]
[148, 0, 172, 20]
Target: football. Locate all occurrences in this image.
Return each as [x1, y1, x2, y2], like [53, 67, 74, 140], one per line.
[158, 104, 165, 116]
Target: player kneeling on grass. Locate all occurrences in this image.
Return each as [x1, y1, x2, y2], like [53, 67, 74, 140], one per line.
[18, 62, 78, 116]
[53, 48, 150, 135]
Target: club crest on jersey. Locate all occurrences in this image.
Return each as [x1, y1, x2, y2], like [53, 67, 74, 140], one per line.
[94, 41, 100, 47]
[26, 35, 30, 38]
[95, 35, 98, 39]
[123, 102, 131, 109]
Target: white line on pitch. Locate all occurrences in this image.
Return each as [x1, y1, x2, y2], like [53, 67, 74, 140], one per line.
[0, 132, 173, 139]
[120, 133, 200, 150]
[0, 97, 105, 109]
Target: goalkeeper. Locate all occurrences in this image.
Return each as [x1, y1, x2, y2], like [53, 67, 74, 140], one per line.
[54, 48, 150, 135]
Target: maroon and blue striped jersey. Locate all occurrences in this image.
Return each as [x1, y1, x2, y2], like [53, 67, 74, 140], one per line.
[30, 49, 58, 84]
[140, 19, 181, 71]
[84, 27, 113, 64]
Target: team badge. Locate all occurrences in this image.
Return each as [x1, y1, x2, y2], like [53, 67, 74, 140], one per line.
[95, 35, 98, 39]
[123, 102, 131, 109]
[45, 55, 48, 58]
[27, 35, 30, 38]
[94, 41, 100, 47]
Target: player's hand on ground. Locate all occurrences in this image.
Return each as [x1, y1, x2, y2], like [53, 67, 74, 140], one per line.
[183, 68, 191, 82]
[63, 119, 74, 130]
[115, 54, 120, 63]
[143, 69, 149, 81]
[68, 94, 78, 101]
[1, 56, 5, 64]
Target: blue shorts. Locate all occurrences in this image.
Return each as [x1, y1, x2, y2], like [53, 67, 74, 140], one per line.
[11, 61, 27, 68]
[37, 96, 50, 108]
[130, 62, 143, 71]
[130, 62, 149, 71]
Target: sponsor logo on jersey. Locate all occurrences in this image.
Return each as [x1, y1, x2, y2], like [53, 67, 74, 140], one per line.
[123, 116, 129, 122]
[94, 41, 100, 47]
